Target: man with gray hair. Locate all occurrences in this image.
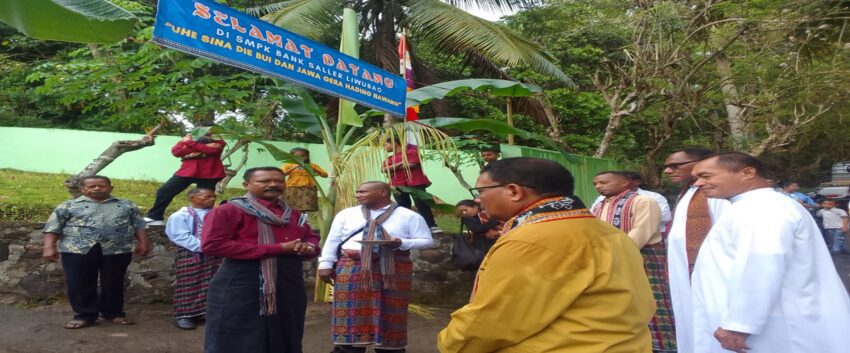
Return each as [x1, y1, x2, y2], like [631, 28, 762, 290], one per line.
[318, 181, 433, 353]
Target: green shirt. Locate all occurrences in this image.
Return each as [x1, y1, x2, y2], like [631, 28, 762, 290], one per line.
[43, 196, 146, 255]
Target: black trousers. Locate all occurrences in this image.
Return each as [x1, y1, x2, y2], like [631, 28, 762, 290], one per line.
[332, 345, 405, 353]
[204, 257, 306, 353]
[60, 244, 132, 322]
[147, 175, 222, 221]
[393, 185, 436, 227]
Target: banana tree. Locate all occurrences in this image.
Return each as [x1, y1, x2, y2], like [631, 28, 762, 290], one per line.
[0, 0, 138, 44]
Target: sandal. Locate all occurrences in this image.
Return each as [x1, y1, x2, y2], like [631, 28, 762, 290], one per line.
[63, 320, 93, 329]
[105, 317, 135, 325]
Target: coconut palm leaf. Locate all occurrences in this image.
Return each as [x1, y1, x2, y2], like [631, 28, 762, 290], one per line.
[250, 0, 342, 42]
[404, 0, 572, 85]
[0, 0, 137, 44]
[405, 78, 541, 107]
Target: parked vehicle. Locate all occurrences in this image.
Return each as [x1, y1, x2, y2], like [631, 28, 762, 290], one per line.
[815, 161, 850, 202]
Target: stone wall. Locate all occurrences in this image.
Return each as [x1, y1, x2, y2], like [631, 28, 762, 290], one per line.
[0, 222, 474, 304]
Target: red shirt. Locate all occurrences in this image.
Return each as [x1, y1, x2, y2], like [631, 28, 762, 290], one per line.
[200, 199, 320, 260]
[171, 139, 226, 179]
[383, 144, 431, 187]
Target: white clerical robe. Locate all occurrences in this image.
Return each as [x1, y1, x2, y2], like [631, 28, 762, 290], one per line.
[691, 188, 850, 353]
[667, 186, 729, 353]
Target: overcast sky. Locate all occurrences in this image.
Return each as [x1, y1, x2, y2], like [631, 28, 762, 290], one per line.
[467, 5, 518, 21]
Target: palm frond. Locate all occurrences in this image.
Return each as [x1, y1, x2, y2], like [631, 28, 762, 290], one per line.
[404, 0, 573, 85]
[333, 122, 460, 208]
[252, 0, 342, 43]
[441, 0, 541, 14]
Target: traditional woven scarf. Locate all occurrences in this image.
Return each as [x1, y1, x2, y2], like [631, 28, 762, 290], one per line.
[472, 196, 592, 299]
[684, 187, 711, 278]
[592, 190, 638, 232]
[228, 194, 292, 316]
[359, 203, 399, 290]
[186, 207, 208, 262]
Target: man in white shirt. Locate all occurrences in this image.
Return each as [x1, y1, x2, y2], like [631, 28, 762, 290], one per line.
[690, 152, 850, 353]
[590, 172, 671, 232]
[318, 181, 433, 353]
[662, 148, 729, 353]
[816, 199, 849, 254]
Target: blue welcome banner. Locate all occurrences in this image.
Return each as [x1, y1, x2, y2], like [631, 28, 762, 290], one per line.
[152, 0, 406, 117]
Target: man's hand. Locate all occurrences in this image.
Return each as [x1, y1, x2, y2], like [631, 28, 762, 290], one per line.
[714, 328, 751, 353]
[134, 239, 151, 257]
[318, 268, 335, 284]
[292, 241, 315, 256]
[381, 237, 403, 249]
[42, 247, 59, 262]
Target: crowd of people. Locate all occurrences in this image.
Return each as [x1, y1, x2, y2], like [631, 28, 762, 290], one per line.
[39, 131, 850, 353]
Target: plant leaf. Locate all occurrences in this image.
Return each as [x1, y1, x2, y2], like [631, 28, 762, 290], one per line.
[406, 79, 541, 107]
[404, 0, 572, 84]
[0, 0, 137, 44]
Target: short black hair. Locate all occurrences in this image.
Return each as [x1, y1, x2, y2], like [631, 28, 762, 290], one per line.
[78, 175, 111, 187]
[481, 157, 574, 197]
[625, 171, 642, 182]
[290, 147, 309, 155]
[703, 152, 767, 178]
[778, 180, 797, 188]
[595, 170, 631, 179]
[360, 181, 391, 194]
[243, 167, 285, 181]
[480, 145, 500, 153]
[456, 199, 478, 208]
[673, 147, 714, 160]
[187, 187, 215, 197]
[196, 121, 218, 128]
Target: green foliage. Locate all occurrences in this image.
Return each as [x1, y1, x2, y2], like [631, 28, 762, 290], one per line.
[0, 0, 137, 44]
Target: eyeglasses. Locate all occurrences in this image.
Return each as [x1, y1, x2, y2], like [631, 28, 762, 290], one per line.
[468, 184, 533, 198]
[663, 160, 698, 170]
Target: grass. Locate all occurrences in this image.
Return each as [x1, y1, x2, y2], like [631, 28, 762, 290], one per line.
[0, 169, 462, 230]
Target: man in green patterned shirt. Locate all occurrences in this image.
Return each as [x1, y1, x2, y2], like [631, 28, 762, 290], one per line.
[42, 175, 151, 329]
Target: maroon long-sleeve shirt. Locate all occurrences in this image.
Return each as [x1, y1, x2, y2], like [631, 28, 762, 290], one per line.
[201, 198, 320, 260]
[171, 139, 227, 179]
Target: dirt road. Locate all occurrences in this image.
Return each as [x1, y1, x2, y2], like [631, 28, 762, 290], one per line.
[0, 302, 451, 353]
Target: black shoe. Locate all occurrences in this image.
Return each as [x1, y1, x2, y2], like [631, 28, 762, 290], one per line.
[174, 318, 195, 330]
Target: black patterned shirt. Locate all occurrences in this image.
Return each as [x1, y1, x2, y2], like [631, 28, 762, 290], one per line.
[43, 196, 146, 255]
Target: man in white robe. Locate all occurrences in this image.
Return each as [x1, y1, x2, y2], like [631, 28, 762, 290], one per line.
[663, 148, 729, 353]
[691, 152, 850, 353]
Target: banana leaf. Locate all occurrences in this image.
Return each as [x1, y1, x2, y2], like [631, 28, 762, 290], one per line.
[0, 0, 137, 44]
[406, 79, 541, 107]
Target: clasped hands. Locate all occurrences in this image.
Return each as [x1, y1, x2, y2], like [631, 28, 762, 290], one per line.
[714, 328, 750, 353]
[280, 239, 316, 256]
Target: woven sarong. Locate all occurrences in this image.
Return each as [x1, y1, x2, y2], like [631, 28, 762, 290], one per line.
[173, 247, 222, 319]
[332, 249, 412, 350]
[641, 242, 677, 352]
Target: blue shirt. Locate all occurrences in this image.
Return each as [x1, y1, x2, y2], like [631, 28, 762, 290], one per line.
[164, 206, 210, 252]
[787, 192, 817, 206]
[43, 196, 146, 255]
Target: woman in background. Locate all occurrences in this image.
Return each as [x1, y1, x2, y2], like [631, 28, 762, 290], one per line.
[280, 148, 328, 212]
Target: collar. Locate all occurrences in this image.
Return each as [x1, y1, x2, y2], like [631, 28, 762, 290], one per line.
[74, 195, 116, 203]
[254, 197, 282, 210]
[729, 187, 775, 203]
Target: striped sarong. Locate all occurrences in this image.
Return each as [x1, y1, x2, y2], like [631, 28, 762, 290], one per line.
[332, 249, 412, 350]
[173, 247, 223, 319]
[642, 242, 677, 352]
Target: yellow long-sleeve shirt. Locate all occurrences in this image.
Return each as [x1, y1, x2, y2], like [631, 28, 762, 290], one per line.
[437, 216, 655, 353]
[280, 163, 328, 187]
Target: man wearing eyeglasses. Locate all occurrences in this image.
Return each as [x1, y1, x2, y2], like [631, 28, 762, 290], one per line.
[662, 148, 729, 353]
[438, 157, 655, 353]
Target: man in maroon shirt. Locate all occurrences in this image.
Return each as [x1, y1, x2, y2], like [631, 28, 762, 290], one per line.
[145, 123, 226, 225]
[201, 167, 319, 353]
[381, 141, 442, 233]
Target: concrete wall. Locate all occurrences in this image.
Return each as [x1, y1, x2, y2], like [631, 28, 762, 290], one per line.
[0, 127, 614, 204]
[0, 222, 474, 305]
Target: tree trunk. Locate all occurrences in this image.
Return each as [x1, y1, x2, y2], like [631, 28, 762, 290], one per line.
[715, 53, 747, 149]
[216, 143, 250, 193]
[594, 110, 624, 158]
[64, 121, 165, 196]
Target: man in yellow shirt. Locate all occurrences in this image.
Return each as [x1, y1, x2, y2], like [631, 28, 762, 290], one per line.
[437, 158, 654, 353]
[592, 171, 675, 352]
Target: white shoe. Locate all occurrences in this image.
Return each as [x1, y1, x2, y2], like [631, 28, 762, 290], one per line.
[430, 226, 444, 234]
[144, 217, 164, 226]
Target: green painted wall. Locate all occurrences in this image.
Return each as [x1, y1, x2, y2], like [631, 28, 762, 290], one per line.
[0, 127, 613, 204]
